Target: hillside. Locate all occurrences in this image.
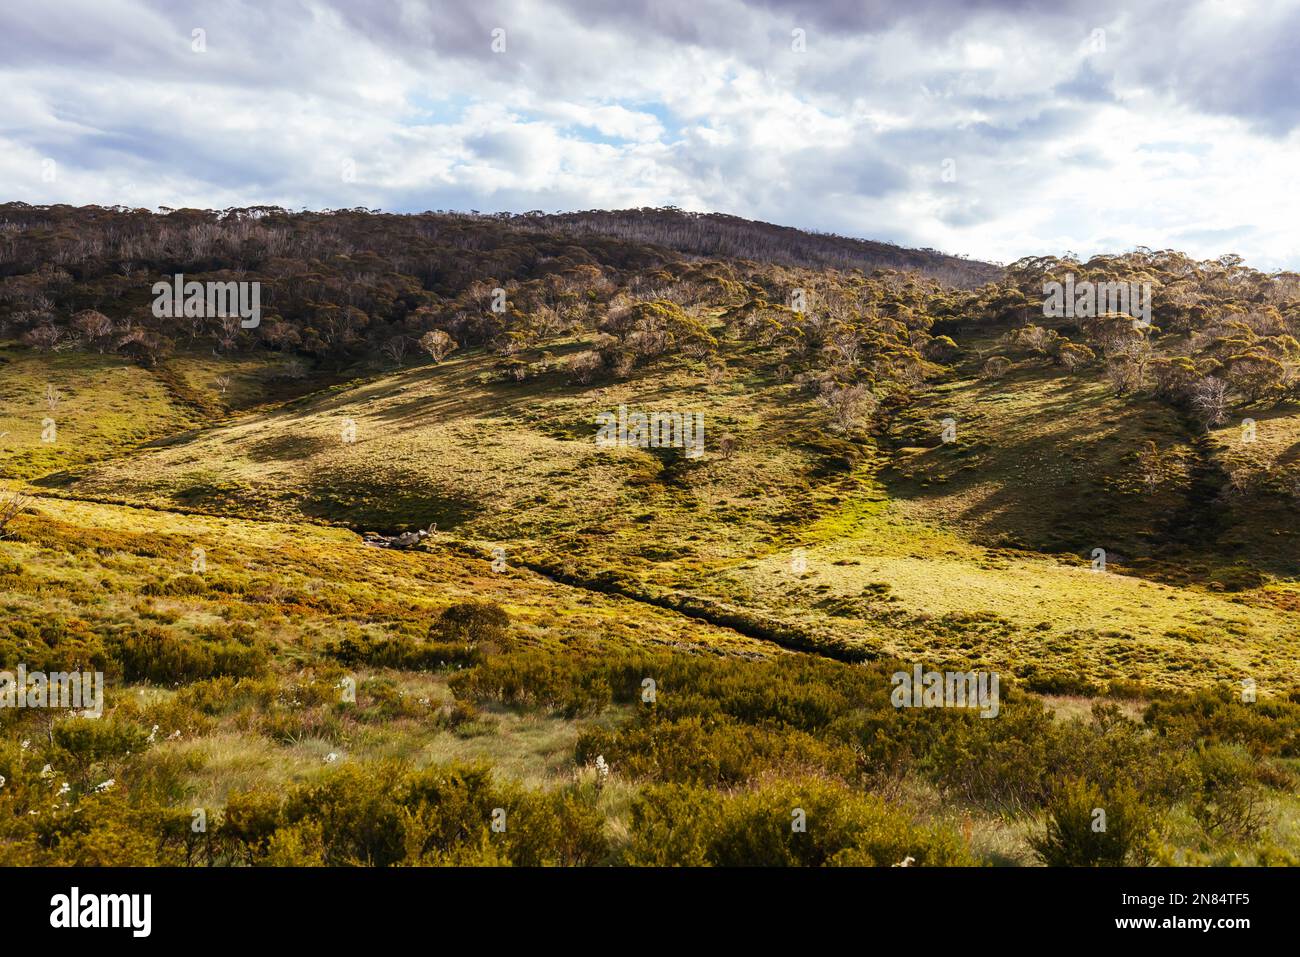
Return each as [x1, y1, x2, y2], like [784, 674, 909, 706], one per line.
[1, 206, 1298, 867]
[29, 339, 1299, 693]
[512, 208, 1002, 287]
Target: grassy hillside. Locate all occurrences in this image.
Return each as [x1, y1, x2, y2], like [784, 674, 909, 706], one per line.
[1, 208, 1298, 867]
[31, 334, 1298, 697]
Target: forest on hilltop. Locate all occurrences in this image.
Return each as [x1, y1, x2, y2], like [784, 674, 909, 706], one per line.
[3, 203, 1298, 443]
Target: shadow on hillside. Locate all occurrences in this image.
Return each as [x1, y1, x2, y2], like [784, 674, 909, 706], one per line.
[882, 370, 1195, 549]
[299, 466, 483, 532]
[883, 367, 1300, 583]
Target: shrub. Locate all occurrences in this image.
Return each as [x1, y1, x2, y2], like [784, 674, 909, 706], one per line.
[114, 628, 266, 684]
[281, 763, 407, 866]
[567, 350, 605, 384]
[625, 779, 972, 867]
[919, 697, 1059, 812]
[326, 633, 483, 670]
[433, 601, 510, 646]
[576, 715, 855, 787]
[981, 355, 1013, 379]
[219, 762, 606, 867]
[53, 717, 150, 790]
[817, 383, 878, 432]
[449, 654, 611, 716]
[1031, 778, 1159, 866]
[418, 329, 458, 363]
[1191, 745, 1269, 839]
[1145, 684, 1300, 758]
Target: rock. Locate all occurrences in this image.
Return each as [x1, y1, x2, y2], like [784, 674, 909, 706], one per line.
[364, 528, 431, 549]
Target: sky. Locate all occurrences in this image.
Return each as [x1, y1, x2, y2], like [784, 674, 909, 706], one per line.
[2, 0, 1298, 269]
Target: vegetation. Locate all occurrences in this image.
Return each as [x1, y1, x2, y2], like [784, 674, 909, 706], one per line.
[1, 205, 1297, 866]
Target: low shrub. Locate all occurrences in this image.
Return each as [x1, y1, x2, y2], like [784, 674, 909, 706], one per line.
[1031, 778, 1159, 866]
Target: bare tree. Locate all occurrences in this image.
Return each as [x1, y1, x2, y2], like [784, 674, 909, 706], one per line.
[1136, 441, 1164, 493]
[567, 350, 604, 385]
[71, 309, 113, 352]
[0, 486, 31, 540]
[818, 383, 878, 432]
[1105, 356, 1141, 394]
[381, 335, 410, 367]
[23, 324, 62, 351]
[1189, 376, 1230, 426]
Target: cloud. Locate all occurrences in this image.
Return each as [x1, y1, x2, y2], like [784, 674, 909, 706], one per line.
[0, 0, 1296, 268]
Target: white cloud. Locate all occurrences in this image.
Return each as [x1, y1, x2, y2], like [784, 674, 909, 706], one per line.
[1, 0, 1296, 269]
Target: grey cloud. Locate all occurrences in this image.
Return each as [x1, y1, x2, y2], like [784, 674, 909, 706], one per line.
[0, 0, 1296, 269]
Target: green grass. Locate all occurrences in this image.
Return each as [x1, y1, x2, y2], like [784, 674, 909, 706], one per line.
[2, 328, 1298, 867]
[0, 346, 199, 480]
[15, 338, 1296, 695]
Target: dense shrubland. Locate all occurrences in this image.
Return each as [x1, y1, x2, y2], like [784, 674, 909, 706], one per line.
[505, 207, 1000, 287]
[3, 614, 1298, 865]
[5, 207, 1297, 442]
[0, 203, 967, 380]
[965, 251, 1300, 424]
[0, 204, 986, 445]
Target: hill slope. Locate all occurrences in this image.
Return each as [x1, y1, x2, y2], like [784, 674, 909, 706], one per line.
[1, 207, 1298, 868]
[514, 208, 1002, 286]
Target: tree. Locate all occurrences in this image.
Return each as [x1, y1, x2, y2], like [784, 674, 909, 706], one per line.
[417, 329, 458, 364]
[1189, 376, 1230, 426]
[1150, 355, 1197, 397]
[1008, 323, 1057, 356]
[817, 383, 878, 432]
[924, 335, 959, 362]
[1106, 336, 1154, 393]
[1105, 355, 1141, 394]
[1225, 351, 1285, 403]
[1055, 341, 1095, 371]
[381, 336, 410, 366]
